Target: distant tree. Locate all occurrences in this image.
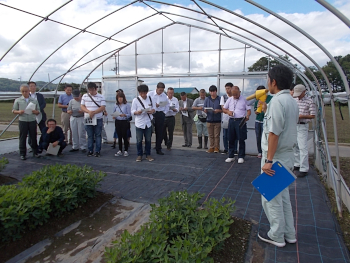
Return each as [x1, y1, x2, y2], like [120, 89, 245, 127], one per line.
[248, 55, 290, 72]
[296, 55, 350, 93]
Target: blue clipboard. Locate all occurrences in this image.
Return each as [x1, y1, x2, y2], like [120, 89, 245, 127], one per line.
[251, 161, 296, 202]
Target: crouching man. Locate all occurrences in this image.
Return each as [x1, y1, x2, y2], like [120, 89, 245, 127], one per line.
[38, 119, 67, 156]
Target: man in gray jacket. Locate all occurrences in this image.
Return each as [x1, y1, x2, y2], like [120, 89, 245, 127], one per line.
[179, 92, 195, 147]
[12, 84, 40, 160]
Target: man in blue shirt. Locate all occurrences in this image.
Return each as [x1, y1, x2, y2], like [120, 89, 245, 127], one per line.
[58, 85, 73, 145]
[204, 85, 222, 153]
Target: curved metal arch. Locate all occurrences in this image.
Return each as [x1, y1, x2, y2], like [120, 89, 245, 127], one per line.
[0, 0, 73, 62]
[316, 0, 350, 28]
[80, 22, 176, 85]
[146, 1, 334, 99]
[0, 2, 127, 46]
[52, 12, 159, 91]
[28, 1, 139, 81]
[246, 0, 350, 114]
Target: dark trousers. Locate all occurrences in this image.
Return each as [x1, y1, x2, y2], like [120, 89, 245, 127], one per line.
[223, 128, 238, 153]
[163, 116, 175, 148]
[255, 122, 263, 154]
[19, 121, 37, 156]
[115, 119, 129, 151]
[182, 117, 193, 146]
[154, 111, 165, 151]
[28, 119, 46, 147]
[41, 141, 67, 154]
[228, 118, 247, 158]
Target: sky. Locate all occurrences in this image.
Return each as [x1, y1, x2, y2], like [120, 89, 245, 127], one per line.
[0, 0, 349, 93]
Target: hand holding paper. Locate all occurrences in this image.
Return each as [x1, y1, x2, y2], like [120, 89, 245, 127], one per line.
[158, 100, 168, 107]
[24, 102, 36, 115]
[111, 111, 121, 117]
[204, 107, 214, 111]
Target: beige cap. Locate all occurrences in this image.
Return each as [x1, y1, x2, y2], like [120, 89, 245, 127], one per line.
[293, 84, 306, 97]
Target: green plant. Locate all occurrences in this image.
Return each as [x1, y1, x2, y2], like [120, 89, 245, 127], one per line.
[0, 157, 8, 171]
[105, 190, 235, 262]
[22, 164, 105, 216]
[0, 164, 106, 241]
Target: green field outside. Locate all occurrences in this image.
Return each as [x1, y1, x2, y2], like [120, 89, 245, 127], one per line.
[0, 102, 349, 143]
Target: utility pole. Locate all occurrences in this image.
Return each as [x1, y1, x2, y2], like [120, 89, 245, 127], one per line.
[18, 76, 21, 83]
[179, 78, 180, 88]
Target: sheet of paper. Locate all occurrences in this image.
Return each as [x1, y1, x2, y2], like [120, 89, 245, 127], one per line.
[24, 102, 36, 115]
[36, 112, 42, 124]
[158, 100, 168, 107]
[111, 111, 121, 117]
[201, 111, 207, 118]
[204, 107, 214, 111]
[181, 110, 188, 117]
[141, 107, 152, 113]
[197, 103, 204, 106]
[169, 105, 175, 109]
[84, 113, 97, 125]
[46, 143, 60, 156]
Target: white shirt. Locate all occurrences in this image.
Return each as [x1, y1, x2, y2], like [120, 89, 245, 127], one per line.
[165, 96, 179, 117]
[131, 95, 156, 129]
[81, 93, 106, 119]
[30, 93, 37, 100]
[220, 95, 230, 123]
[147, 90, 169, 113]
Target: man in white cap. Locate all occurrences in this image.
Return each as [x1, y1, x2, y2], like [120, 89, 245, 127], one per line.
[293, 84, 316, 177]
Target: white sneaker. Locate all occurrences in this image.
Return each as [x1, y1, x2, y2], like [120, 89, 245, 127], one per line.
[124, 151, 129, 157]
[225, 157, 235, 163]
[238, 158, 244, 164]
[285, 237, 297, 244]
[115, 150, 122, 156]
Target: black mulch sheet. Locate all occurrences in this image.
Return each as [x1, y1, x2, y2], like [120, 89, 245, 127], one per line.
[1, 144, 350, 263]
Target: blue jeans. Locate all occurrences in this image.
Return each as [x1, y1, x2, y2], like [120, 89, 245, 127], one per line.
[85, 118, 103, 153]
[136, 126, 152, 156]
[255, 122, 263, 154]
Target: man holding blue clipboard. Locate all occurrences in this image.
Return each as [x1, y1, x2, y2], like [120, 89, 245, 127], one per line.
[258, 65, 299, 248]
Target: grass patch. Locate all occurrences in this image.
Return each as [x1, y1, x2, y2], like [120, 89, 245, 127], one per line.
[324, 104, 350, 143]
[0, 131, 19, 139]
[0, 102, 59, 124]
[322, 156, 350, 252]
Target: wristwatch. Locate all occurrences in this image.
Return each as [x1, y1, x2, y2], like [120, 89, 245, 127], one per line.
[265, 159, 273, 164]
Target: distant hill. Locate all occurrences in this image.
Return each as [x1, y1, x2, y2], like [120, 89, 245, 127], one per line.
[0, 78, 58, 91]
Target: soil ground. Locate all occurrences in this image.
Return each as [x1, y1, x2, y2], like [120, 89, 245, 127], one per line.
[0, 174, 252, 263]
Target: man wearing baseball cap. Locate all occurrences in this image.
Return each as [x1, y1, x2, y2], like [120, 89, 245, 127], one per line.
[293, 84, 316, 177]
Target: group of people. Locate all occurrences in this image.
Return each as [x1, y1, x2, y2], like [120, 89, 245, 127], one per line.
[13, 82, 105, 159]
[12, 64, 316, 250]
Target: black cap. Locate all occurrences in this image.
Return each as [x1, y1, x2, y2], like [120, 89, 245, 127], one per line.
[72, 89, 80, 97]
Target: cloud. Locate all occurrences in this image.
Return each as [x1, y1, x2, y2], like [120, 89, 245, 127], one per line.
[0, 0, 349, 87]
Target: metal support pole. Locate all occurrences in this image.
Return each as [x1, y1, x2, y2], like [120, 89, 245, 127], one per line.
[242, 44, 247, 92]
[218, 34, 221, 74]
[118, 52, 120, 75]
[162, 28, 164, 74]
[188, 26, 191, 73]
[267, 56, 270, 71]
[135, 41, 138, 75]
